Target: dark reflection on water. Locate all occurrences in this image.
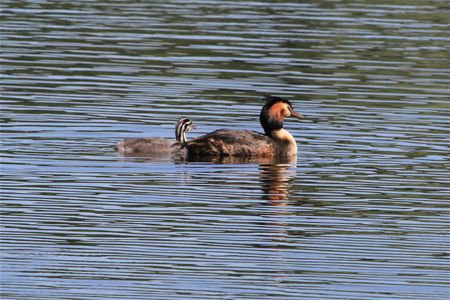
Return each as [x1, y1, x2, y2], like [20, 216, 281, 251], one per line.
[259, 158, 297, 205]
[2, 0, 450, 299]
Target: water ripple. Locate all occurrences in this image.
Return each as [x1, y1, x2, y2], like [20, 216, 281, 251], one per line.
[1, 0, 449, 299]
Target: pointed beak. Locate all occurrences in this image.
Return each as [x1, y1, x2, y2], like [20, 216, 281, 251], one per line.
[291, 110, 304, 120]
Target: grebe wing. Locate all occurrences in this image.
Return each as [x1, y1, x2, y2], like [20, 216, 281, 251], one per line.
[183, 129, 277, 157]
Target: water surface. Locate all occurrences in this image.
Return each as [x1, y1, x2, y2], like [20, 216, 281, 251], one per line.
[1, 1, 449, 299]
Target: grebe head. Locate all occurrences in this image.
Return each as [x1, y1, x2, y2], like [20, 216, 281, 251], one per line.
[175, 117, 197, 143]
[259, 95, 304, 136]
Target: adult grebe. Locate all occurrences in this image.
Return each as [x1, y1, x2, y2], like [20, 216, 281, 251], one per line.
[182, 95, 304, 158]
[115, 117, 196, 155]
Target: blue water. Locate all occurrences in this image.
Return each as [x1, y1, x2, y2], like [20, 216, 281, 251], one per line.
[1, 1, 449, 299]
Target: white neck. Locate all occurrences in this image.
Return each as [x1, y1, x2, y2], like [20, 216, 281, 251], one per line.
[270, 129, 297, 156]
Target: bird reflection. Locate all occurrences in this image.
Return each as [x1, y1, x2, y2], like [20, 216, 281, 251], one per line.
[259, 155, 297, 206]
[181, 154, 297, 206]
[118, 153, 298, 203]
[116, 152, 300, 261]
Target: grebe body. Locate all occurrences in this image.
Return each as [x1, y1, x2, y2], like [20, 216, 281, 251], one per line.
[182, 96, 303, 158]
[115, 117, 196, 156]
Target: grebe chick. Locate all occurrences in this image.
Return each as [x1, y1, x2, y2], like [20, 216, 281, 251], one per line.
[115, 117, 196, 155]
[175, 117, 196, 143]
[182, 96, 304, 158]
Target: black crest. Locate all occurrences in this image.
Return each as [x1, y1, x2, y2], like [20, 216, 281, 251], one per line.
[260, 95, 291, 136]
[262, 95, 292, 109]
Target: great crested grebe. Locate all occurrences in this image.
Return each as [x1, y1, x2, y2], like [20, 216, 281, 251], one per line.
[181, 95, 304, 158]
[115, 117, 196, 155]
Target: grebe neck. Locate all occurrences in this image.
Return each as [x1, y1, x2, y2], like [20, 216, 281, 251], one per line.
[269, 129, 297, 156]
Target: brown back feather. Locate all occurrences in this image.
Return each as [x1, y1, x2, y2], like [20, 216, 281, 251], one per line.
[183, 129, 279, 157]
